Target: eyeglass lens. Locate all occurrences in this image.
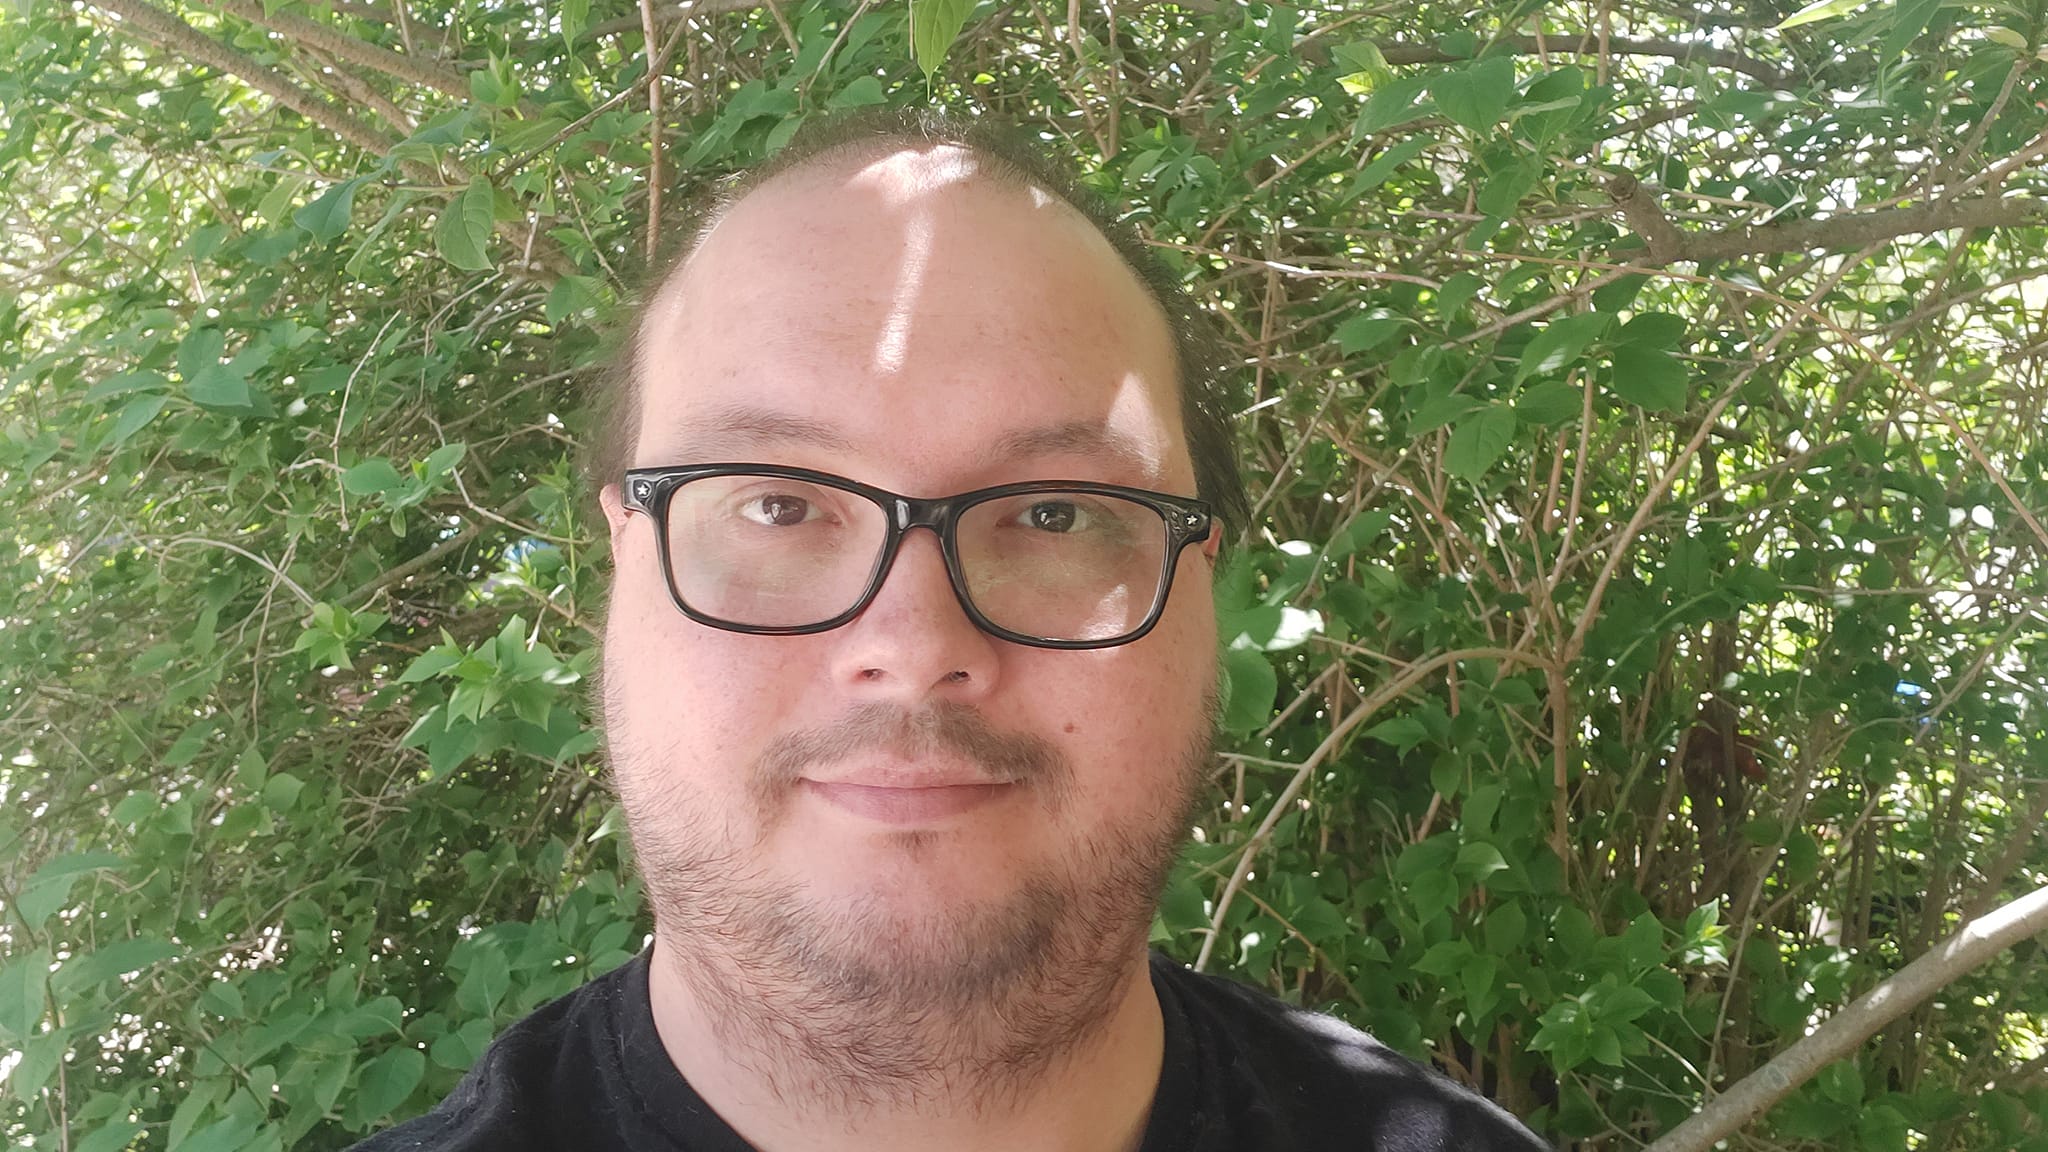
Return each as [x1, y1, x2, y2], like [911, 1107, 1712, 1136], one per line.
[661, 474, 1171, 642]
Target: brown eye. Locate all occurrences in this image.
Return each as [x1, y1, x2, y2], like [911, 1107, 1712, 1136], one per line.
[745, 494, 813, 527]
[1027, 502, 1079, 532]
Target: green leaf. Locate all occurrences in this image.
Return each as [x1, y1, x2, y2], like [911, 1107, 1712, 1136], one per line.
[1514, 381, 1582, 425]
[399, 645, 465, 683]
[84, 369, 170, 403]
[1445, 405, 1518, 481]
[167, 1076, 226, 1149]
[73, 1121, 144, 1152]
[55, 936, 180, 994]
[1517, 312, 1611, 381]
[1436, 271, 1483, 316]
[1334, 309, 1408, 354]
[1776, 0, 1873, 29]
[545, 274, 602, 325]
[1475, 158, 1539, 217]
[1484, 902, 1527, 953]
[435, 176, 496, 272]
[1365, 714, 1429, 754]
[342, 458, 404, 495]
[294, 178, 360, 243]
[108, 392, 171, 445]
[18, 852, 124, 926]
[1818, 1059, 1865, 1105]
[469, 57, 520, 108]
[186, 364, 252, 410]
[0, 948, 49, 1043]
[1333, 40, 1392, 95]
[1329, 508, 1395, 558]
[1588, 1025, 1624, 1066]
[1410, 390, 1483, 436]
[260, 772, 305, 812]
[827, 75, 889, 110]
[179, 1114, 259, 1152]
[177, 326, 225, 381]
[200, 979, 245, 1019]
[1885, 0, 1942, 55]
[1356, 74, 1432, 135]
[346, 1047, 425, 1126]
[1454, 840, 1509, 881]
[560, 0, 588, 45]
[430, 1017, 496, 1070]
[456, 945, 511, 1016]
[1219, 647, 1278, 734]
[1609, 344, 1688, 412]
[1430, 57, 1516, 134]
[910, 0, 973, 79]
[1616, 311, 1687, 349]
[1342, 137, 1429, 202]
[1430, 752, 1463, 798]
[422, 441, 467, 479]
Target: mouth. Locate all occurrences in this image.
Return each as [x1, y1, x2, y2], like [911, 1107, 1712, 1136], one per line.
[799, 779, 1016, 824]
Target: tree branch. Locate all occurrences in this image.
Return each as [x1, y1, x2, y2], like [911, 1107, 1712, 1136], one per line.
[1644, 883, 2048, 1152]
[1374, 34, 1798, 90]
[207, 0, 472, 102]
[83, 0, 397, 157]
[1611, 181, 2048, 265]
[588, 0, 784, 41]
[1607, 172, 1684, 264]
[587, 0, 1218, 41]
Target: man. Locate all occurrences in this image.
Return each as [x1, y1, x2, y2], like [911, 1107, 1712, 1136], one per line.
[355, 109, 1548, 1151]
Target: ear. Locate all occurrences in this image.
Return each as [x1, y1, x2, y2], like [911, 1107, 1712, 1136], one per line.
[1200, 526, 1224, 563]
[599, 482, 633, 543]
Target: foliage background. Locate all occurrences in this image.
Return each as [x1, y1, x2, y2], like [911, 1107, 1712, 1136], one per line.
[5, 0, 2048, 1147]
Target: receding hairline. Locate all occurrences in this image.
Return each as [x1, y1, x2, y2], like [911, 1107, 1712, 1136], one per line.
[641, 136, 1112, 327]
[589, 110, 1251, 538]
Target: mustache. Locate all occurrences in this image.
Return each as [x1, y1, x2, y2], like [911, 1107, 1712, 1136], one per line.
[754, 701, 1069, 793]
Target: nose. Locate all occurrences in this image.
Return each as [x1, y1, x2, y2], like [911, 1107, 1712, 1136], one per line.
[829, 528, 1001, 699]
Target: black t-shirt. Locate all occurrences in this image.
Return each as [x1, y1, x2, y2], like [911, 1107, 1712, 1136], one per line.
[351, 951, 1549, 1151]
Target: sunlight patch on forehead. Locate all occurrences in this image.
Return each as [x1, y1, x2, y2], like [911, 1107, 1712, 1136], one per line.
[1106, 369, 1176, 474]
[844, 144, 988, 206]
[871, 211, 933, 376]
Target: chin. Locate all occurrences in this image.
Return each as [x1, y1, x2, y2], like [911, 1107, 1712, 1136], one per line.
[787, 831, 1032, 912]
[769, 868, 1073, 996]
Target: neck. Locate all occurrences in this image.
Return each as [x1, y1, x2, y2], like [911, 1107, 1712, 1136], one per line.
[646, 934, 1165, 1152]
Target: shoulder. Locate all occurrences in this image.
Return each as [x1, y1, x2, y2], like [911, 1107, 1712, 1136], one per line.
[345, 957, 642, 1152]
[1150, 953, 1550, 1151]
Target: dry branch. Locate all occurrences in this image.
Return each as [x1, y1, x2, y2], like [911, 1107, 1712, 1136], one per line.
[1644, 883, 2048, 1152]
[1611, 178, 2048, 265]
[1373, 34, 1798, 90]
[207, 0, 472, 102]
[83, 0, 398, 157]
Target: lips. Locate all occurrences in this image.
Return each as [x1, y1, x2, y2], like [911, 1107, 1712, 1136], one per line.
[800, 779, 1015, 824]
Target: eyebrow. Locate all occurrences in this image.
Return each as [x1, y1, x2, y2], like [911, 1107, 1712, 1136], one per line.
[670, 404, 859, 458]
[665, 405, 1159, 475]
[988, 420, 1158, 473]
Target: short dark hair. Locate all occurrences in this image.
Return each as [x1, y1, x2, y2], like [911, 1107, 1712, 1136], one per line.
[587, 107, 1249, 538]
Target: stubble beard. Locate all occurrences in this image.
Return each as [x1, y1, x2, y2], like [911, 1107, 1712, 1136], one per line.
[603, 689, 1214, 1118]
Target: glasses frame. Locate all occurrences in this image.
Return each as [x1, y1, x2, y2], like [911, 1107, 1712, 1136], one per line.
[621, 463, 1215, 650]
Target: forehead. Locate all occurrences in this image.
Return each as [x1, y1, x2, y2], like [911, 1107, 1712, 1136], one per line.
[633, 145, 1188, 489]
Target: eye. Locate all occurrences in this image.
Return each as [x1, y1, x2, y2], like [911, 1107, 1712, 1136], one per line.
[1019, 500, 1089, 533]
[740, 492, 821, 527]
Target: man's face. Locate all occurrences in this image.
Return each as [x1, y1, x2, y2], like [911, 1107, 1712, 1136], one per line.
[599, 147, 1219, 1029]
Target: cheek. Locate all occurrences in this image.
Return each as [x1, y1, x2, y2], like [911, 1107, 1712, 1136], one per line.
[603, 565, 812, 790]
[1030, 650, 1215, 814]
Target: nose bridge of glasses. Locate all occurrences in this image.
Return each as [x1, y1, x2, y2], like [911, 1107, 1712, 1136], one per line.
[891, 494, 962, 536]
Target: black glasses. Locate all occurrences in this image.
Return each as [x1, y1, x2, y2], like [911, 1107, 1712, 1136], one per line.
[620, 464, 1214, 650]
